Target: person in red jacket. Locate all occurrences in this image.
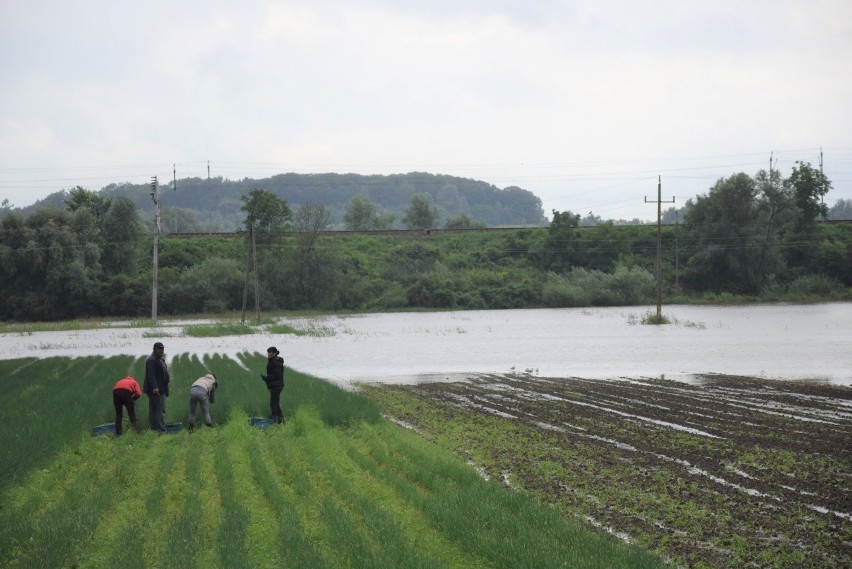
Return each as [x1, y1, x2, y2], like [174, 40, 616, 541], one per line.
[113, 376, 142, 435]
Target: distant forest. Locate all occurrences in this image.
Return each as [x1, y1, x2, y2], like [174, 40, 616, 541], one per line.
[11, 172, 548, 231]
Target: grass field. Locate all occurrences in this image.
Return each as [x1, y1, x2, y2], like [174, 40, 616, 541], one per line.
[0, 355, 665, 568]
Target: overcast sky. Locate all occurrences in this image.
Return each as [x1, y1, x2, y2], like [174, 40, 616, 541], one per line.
[2, 0, 850, 221]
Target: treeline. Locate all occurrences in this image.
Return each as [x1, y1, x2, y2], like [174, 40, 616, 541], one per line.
[1, 163, 849, 322]
[13, 172, 548, 231]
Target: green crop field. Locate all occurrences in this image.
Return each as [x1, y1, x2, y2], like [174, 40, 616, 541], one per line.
[0, 355, 666, 569]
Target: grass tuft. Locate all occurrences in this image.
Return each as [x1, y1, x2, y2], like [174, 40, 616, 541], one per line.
[184, 322, 257, 337]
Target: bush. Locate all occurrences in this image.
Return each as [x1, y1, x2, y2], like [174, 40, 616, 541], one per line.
[540, 266, 655, 307]
[541, 272, 592, 307]
[366, 281, 409, 310]
[607, 264, 656, 305]
[169, 257, 244, 313]
[787, 274, 842, 297]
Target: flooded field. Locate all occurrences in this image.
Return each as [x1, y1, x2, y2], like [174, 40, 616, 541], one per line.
[2, 304, 850, 566]
[362, 373, 852, 568]
[1, 303, 850, 386]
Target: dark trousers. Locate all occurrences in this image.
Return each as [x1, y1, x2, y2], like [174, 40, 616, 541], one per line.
[269, 385, 284, 422]
[113, 388, 138, 435]
[148, 393, 167, 432]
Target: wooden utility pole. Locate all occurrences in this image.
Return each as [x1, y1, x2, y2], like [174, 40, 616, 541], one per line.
[173, 164, 178, 233]
[240, 221, 262, 324]
[241, 221, 253, 324]
[252, 221, 260, 324]
[674, 211, 679, 289]
[820, 146, 825, 214]
[645, 176, 675, 318]
[151, 176, 160, 323]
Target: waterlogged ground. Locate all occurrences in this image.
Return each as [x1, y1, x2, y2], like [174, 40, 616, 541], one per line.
[361, 373, 852, 568]
[1, 303, 850, 386]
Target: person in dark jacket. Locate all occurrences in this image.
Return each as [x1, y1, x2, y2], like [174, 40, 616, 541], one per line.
[112, 376, 142, 435]
[143, 341, 170, 432]
[261, 346, 285, 423]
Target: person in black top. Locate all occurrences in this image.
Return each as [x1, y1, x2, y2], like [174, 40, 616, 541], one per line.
[143, 341, 170, 432]
[262, 346, 285, 424]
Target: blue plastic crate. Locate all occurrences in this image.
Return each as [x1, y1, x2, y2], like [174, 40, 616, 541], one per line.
[92, 422, 183, 435]
[91, 423, 116, 436]
[250, 417, 275, 430]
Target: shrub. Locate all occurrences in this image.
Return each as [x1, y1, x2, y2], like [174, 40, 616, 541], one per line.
[787, 274, 841, 297]
[541, 272, 591, 307]
[607, 264, 656, 305]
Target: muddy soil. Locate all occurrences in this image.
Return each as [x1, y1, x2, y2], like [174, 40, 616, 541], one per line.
[363, 374, 852, 568]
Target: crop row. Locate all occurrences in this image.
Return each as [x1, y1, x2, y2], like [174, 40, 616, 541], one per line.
[359, 374, 852, 568]
[0, 356, 664, 568]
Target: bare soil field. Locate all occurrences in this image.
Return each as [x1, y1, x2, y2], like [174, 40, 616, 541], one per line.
[361, 374, 852, 568]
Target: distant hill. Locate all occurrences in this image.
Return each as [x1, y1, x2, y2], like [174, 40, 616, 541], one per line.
[15, 172, 547, 230]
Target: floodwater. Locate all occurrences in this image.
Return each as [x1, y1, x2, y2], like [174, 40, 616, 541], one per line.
[1, 303, 850, 387]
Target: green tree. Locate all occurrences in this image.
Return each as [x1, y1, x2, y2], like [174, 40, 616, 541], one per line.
[787, 161, 831, 227]
[239, 188, 292, 233]
[2, 207, 103, 319]
[578, 212, 602, 227]
[343, 195, 395, 230]
[751, 168, 793, 282]
[168, 257, 244, 313]
[540, 210, 581, 272]
[402, 194, 440, 230]
[784, 161, 833, 270]
[828, 198, 852, 220]
[682, 173, 765, 294]
[661, 205, 690, 225]
[64, 186, 111, 221]
[287, 203, 339, 308]
[444, 213, 486, 229]
[162, 207, 204, 233]
[101, 196, 141, 275]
